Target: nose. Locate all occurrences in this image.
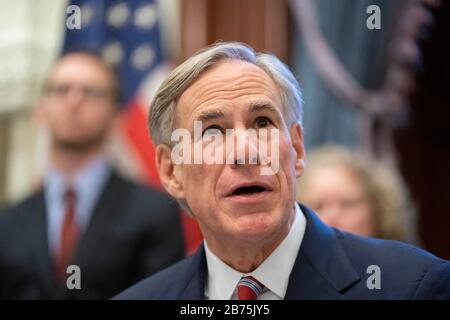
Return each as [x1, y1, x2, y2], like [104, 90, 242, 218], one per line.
[228, 129, 260, 168]
[65, 86, 86, 108]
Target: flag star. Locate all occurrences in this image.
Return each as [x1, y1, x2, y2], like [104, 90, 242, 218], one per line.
[80, 4, 94, 28]
[134, 4, 158, 29]
[102, 42, 124, 66]
[107, 2, 130, 28]
[131, 44, 155, 71]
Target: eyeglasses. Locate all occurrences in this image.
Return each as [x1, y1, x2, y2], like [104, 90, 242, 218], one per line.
[44, 83, 112, 101]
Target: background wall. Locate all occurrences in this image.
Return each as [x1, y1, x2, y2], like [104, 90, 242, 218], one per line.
[0, 0, 181, 204]
[0, 0, 66, 203]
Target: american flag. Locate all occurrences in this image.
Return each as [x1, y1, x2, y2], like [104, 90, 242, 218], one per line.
[62, 0, 202, 255]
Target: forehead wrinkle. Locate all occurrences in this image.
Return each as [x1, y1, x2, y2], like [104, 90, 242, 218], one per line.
[188, 74, 276, 104]
[176, 61, 282, 128]
[185, 79, 279, 119]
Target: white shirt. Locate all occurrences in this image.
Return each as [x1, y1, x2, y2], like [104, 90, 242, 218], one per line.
[43, 157, 110, 256]
[204, 203, 306, 300]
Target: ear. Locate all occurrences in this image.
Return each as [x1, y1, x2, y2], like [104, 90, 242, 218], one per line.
[289, 123, 306, 179]
[155, 144, 185, 199]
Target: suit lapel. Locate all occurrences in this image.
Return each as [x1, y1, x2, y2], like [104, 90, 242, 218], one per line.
[174, 205, 361, 300]
[21, 191, 54, 295]
[178, 244, 207, 300]
[285, 205, 361, 299]
[71, 172, 123, 270]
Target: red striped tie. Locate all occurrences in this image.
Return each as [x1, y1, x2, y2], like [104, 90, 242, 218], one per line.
[54, 186, 79, 285]
[237, 276, 265, 300]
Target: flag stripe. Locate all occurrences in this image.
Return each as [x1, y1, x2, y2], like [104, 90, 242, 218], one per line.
[63, 0, 203, 255]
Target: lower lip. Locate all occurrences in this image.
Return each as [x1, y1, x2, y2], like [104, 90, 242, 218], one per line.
[225, 190, 273, 204]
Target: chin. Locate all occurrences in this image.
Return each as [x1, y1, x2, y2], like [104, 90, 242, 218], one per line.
[55, 137, 98, 151]
[232, 215, 277, 239]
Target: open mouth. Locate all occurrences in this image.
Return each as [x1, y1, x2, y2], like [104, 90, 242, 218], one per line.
[231, 185, 268, 196]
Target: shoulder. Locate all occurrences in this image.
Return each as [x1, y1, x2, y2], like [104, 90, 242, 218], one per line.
[112, 173, 179, 213]
[0, 192, 42, 226]
[337, 229, 443, 269]
[0, 192, 43, 249]
[112, 255, 195, 300]
[99, 173, 184, 246]
[107, 173, 181, 231]
[336, 229, 450, 298]
[300, 204, 450, 298]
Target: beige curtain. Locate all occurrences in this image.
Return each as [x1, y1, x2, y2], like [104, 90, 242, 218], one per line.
[0, 0, 67, 204]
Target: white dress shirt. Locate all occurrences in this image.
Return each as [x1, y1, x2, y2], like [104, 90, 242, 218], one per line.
[43, 157, 110, 256]
[204, 203, 307, 300]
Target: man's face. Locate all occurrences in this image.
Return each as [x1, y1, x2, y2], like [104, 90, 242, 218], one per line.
[37, 53, 118, 150]
[162, 60, 305, 245]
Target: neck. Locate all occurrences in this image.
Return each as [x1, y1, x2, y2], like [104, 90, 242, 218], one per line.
[49, 144, 103, 178]
[205, 210, 295, 273]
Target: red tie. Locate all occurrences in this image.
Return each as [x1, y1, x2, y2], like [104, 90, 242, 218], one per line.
[54, 187, 78, 284]
[237, 276, 265, 300]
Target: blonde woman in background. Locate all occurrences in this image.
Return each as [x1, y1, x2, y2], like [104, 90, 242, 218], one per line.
[297, 145, 419, 245]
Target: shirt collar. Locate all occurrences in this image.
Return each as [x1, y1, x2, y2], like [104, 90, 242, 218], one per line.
[71, 157, 110, 206]
[204, 203, 306, 299]
[44, 156, 110, 226]
[204, 241, 243, 300]
[45, 156, 109, 191]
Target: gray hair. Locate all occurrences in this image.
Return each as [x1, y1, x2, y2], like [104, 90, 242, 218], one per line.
[149, 42, 303, 146]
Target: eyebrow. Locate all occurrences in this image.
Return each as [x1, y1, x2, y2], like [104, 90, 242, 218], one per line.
[247, 101, 280, 116]
[193, 100, 280, 123]
[194, 108, 226, 122]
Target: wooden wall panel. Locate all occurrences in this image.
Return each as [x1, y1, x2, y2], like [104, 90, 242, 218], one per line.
[181, 0, 289, 62]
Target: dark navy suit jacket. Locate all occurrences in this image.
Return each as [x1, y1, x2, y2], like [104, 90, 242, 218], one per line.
[115, 204, 450, 299]
[0, 171, 185, 299]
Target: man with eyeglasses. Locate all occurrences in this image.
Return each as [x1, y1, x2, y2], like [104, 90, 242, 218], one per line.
[0, 51, 185, 299]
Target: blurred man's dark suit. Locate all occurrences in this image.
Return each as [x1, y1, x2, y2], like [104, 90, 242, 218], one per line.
[0, 171, 185, 299]
[114, 204, 450, 300]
